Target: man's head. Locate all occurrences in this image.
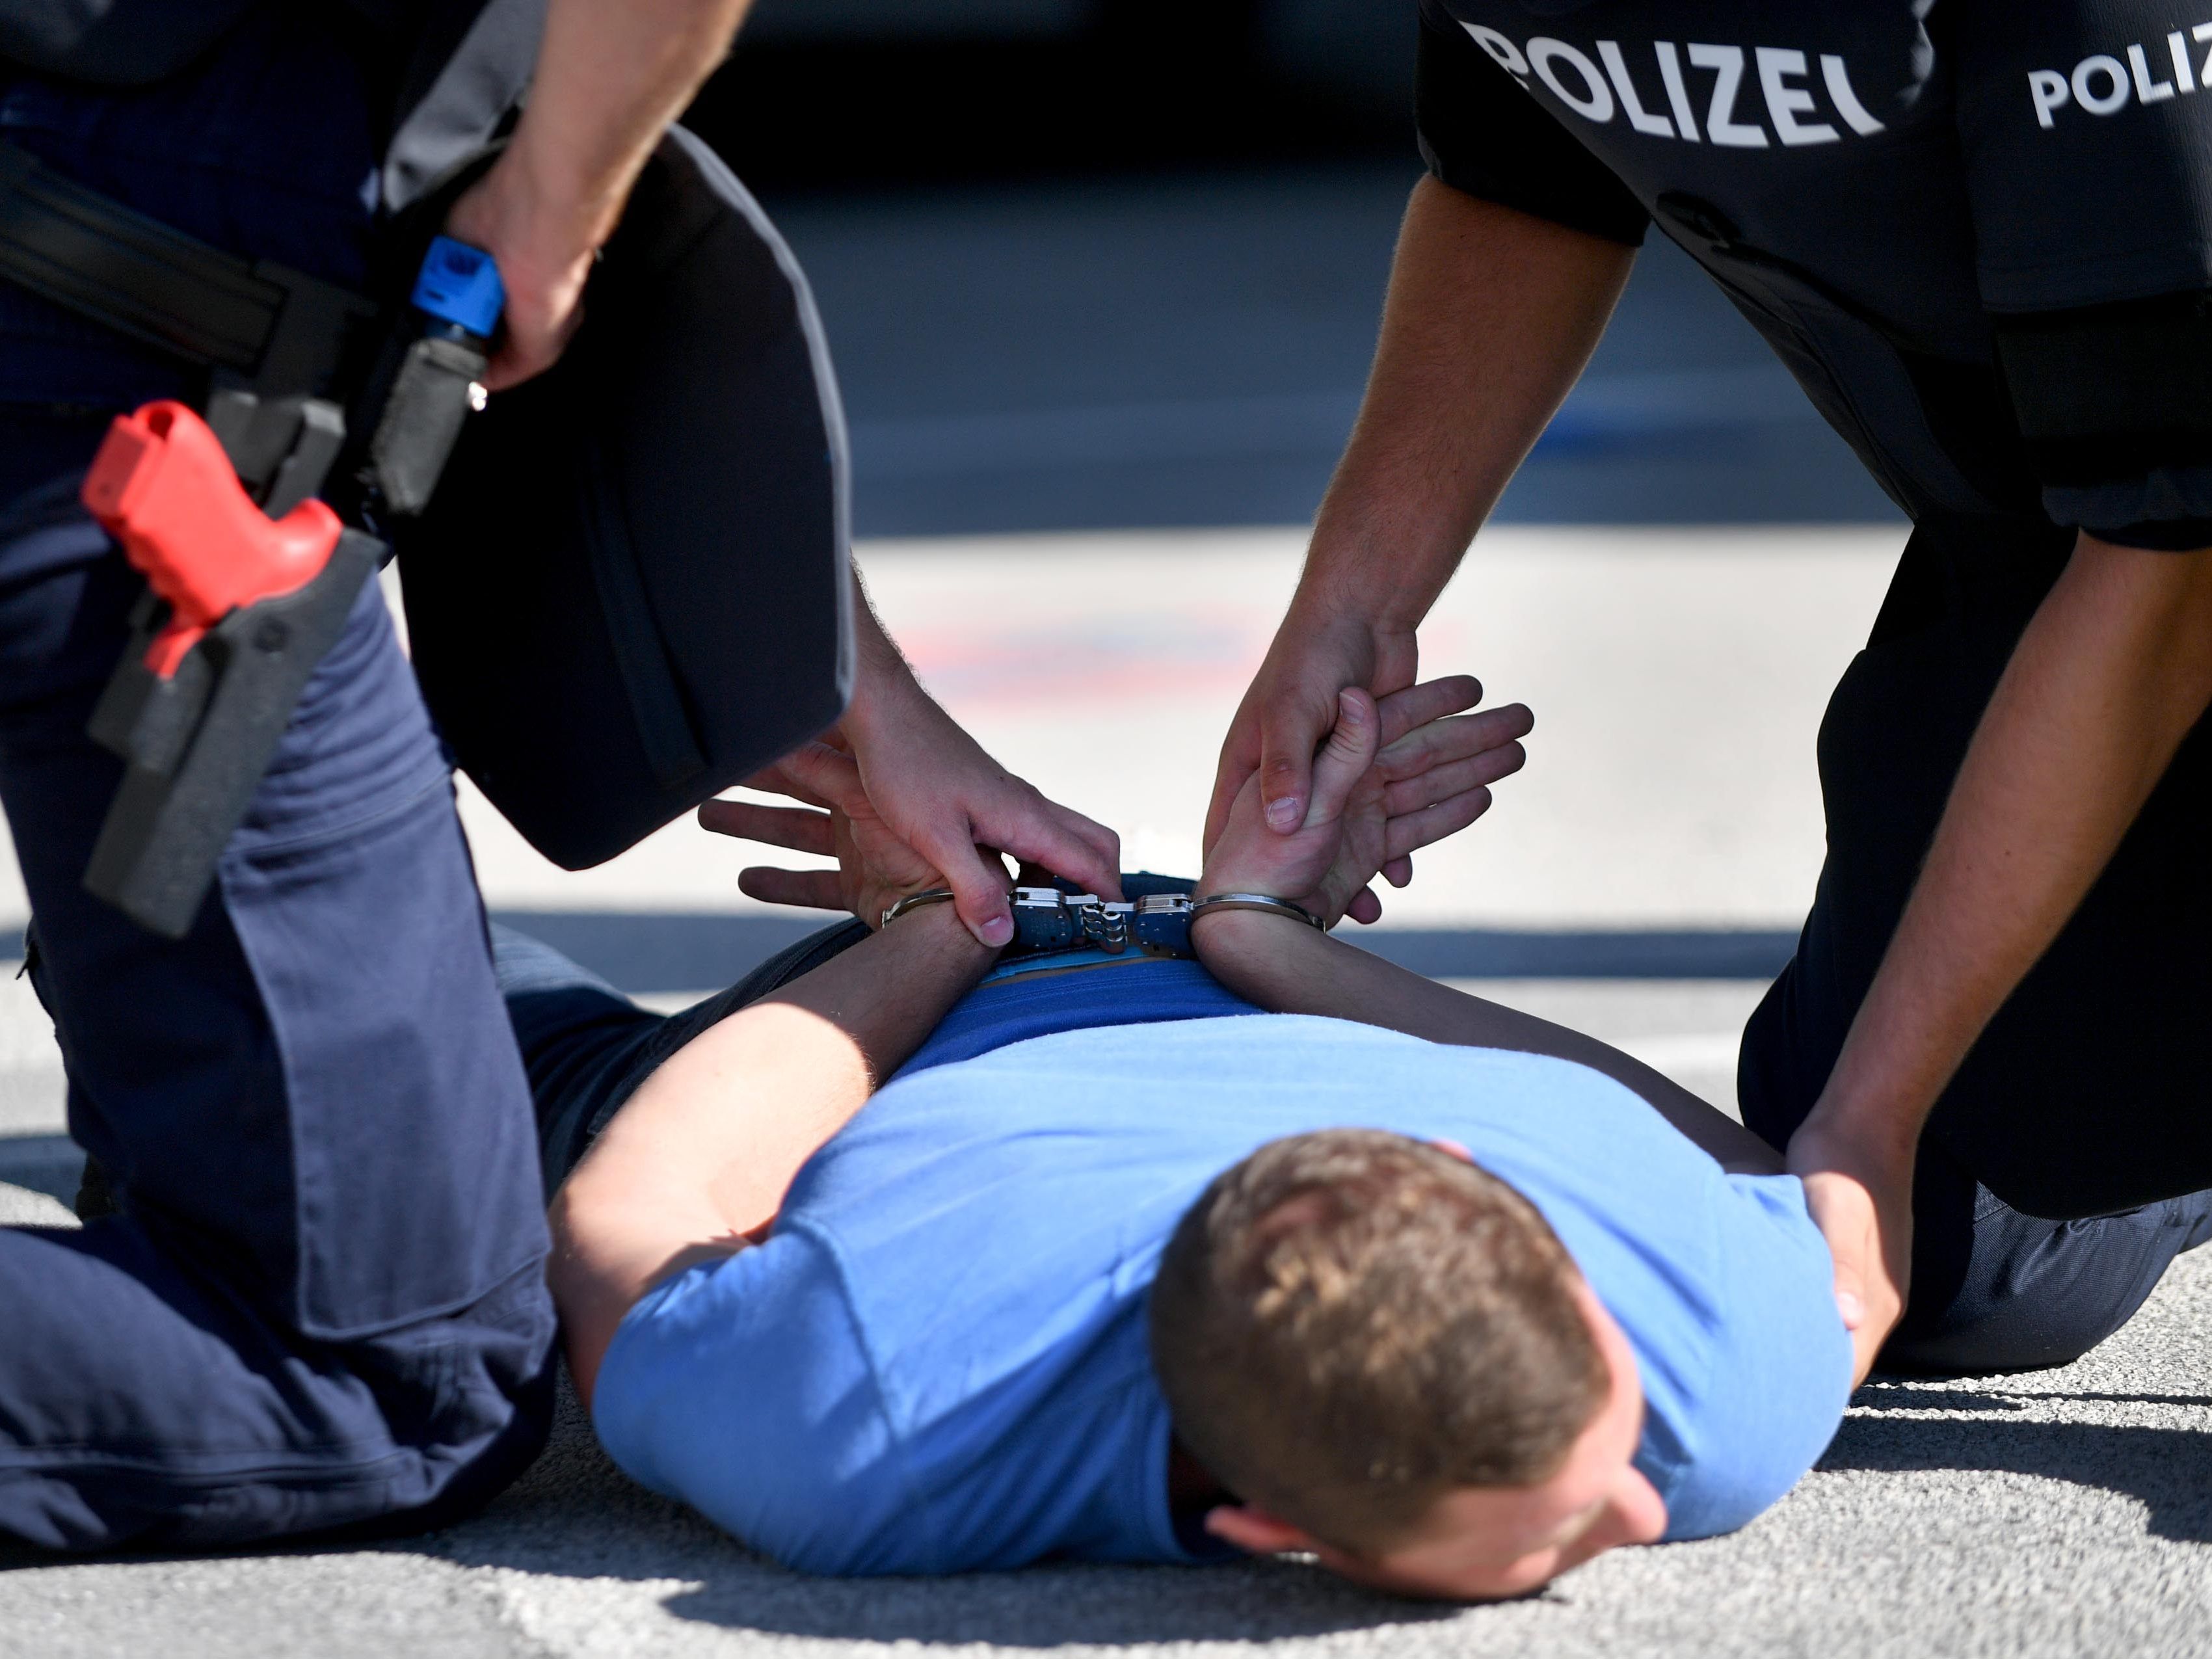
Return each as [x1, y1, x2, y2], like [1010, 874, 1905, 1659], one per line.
[1149, 1130, 1664, 1600]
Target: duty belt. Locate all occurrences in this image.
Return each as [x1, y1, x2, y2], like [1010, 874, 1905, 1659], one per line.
[0, 139, 501, 935]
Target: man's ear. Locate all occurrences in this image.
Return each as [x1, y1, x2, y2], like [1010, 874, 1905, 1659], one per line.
[1205, 1504, 1326, 1558]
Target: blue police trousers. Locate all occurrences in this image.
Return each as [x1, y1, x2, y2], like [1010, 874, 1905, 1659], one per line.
[0, 480, 556, 1550]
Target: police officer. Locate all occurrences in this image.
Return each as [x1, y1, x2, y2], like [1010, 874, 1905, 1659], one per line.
[0, 0, 1115, 1549]
[1212, 2, 2212, 1384]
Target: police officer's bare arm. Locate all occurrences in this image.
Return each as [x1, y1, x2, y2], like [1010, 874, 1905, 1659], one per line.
[1788, 538, 2212, 1383]
[1204, 178, 1632, 851]
[445, 0, 761, 390]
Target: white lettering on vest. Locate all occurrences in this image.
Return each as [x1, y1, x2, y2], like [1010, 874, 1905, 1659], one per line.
[1455, 27, 1889, 151]
[2072, 55, 2131, 116]
[2128, 42, 2176, 103]
[2031, 23, 2212, 125]
[1528, 38, 1614, 122]
[1599, 40, 1675, 137]
[1757, 47, 1839, 145]
[1466, 25, 1528, 80]
[1687, 44, 1768, 146]
[1655, 42, 1701, 142]
[1821, 55, 1887, 135]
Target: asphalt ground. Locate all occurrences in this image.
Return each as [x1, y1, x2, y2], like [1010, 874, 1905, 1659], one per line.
[5, 527, 2211, 1654]
[0, 143, 2191, 1654]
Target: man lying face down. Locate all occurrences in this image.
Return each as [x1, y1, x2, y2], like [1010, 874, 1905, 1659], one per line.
[527, 680, 1853, 1602]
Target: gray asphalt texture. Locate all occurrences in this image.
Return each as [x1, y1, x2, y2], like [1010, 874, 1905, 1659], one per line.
[6, 975, 2210, 1655]
[5, 1170, 2208, 1658]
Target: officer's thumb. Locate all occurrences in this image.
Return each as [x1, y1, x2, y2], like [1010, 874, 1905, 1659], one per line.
[945, 846, 1015, 949]
[1258, 706, 1326, 836]
[1306, 689, 1378, 829]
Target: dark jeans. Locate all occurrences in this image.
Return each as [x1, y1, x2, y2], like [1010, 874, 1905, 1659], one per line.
[1740, 514, 2212, 1375]
[0, 23, 552, 1550]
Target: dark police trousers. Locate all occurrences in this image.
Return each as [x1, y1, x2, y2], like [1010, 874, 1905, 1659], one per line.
[0, 11, 555, 1549]
[0, 484, 556, 1550]
[1741, 514, 2212, 1377]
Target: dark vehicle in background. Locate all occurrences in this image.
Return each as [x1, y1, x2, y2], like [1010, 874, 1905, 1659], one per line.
[695, 1, 1415, 187]
[742, 1, 1411, 117]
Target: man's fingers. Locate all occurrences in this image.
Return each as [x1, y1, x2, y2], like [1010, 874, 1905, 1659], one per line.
[1374, 675, 1484, 748]
[1382, 855, 1413, 888]
[1383, 788, 1492, 862]
[1344, 886, 1383, 925]
[1380, 744, 1526, 817]
[772, 740, 867, 813]
[736, 866, 845, 910]
[1376, 703, 1535, 782]
[699, 799, 836, 856]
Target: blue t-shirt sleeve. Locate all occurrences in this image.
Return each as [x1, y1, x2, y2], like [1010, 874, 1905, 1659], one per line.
[591, 1231, 933, 1576]
[1655, 1175, 1854, 1541]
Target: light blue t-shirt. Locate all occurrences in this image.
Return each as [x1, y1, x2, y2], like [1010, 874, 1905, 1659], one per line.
[594, 1013, 1851, 1576]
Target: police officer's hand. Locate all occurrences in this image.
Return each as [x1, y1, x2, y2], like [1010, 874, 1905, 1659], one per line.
[839, 673, 1122, 948]
[1206, 605, 1420, 866]
[442, 0, 759, 392]
[1199, 678, 1528, 931]
[1787, 1117, 1914, 1387]
[443, 165, 595, 393]
[700, 740, 955, 930]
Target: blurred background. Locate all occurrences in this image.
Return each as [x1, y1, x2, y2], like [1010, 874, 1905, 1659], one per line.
[0, 5, 1918, 1193]
[684, 0, 1899, 533]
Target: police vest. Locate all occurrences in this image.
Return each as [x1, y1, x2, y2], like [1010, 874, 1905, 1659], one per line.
[0, 1, 542, 215]
[1419, 0, 2212, 546]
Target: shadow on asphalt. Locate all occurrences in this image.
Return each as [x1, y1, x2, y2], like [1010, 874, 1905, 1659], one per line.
[1822, 1394, 2212, 1546]
[418, 1376, 1458, 1647]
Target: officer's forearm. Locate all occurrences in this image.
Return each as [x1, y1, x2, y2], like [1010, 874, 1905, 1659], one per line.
[503, 0, 756, 261]
[840, 563, 926, 739]
[1299, 178, 1632, 630]
[1808, 535, 2212, 1164]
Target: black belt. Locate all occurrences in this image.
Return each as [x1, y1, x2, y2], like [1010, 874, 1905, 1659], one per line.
[0, 140, 375, 388]
[0, 140, 381, 511]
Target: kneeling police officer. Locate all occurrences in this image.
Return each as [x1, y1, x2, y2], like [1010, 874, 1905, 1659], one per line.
[0, 0, 1116, 1550]
[1215, 2, 2212, 1383]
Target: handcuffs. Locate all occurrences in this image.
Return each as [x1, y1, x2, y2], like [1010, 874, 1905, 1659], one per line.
[880, 886, 1324, 959]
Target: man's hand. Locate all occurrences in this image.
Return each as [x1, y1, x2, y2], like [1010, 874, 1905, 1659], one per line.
[1200, 676, 1532, 929]
[1786, 1115, 1913, 1387]
[1206, 606, 1419, 858]
[699, 741, 948, 929]
[840, 573, 1120, 946]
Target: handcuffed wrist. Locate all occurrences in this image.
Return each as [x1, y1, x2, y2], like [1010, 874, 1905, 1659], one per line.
[1189, 892, 1324, 931]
